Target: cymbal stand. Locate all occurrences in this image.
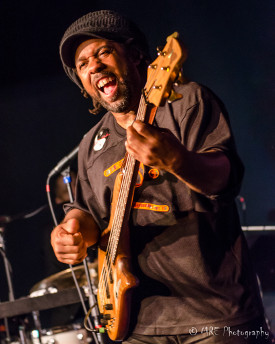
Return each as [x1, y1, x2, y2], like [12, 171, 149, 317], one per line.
[0, 217, 45, 343]
[46, 167, 101, 344]
[0, 224, 13, 343]
[61, 167, 104, 344]
[237, 195, 247, 226]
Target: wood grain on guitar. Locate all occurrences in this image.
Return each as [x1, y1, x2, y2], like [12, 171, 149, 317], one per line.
[96, 32, 186, 341]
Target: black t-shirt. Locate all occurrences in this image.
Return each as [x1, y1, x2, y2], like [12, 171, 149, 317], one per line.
[66, 82, 264, 335]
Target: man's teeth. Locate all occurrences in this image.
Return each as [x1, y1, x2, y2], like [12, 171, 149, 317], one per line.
[97, 77, 115, 89]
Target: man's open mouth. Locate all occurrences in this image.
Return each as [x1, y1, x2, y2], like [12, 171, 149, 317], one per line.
[96, 76, 117, 96]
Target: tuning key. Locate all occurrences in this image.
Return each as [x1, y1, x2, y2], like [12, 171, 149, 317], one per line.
[157, 46, 166, 56]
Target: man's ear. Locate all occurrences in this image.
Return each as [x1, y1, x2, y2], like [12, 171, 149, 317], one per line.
[128, 46, 143, 66]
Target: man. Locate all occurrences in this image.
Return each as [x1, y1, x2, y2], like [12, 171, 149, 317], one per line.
[51, 10, 274, 343]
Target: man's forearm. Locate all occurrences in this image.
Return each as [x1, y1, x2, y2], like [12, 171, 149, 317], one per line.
[171, 147, 231, 196]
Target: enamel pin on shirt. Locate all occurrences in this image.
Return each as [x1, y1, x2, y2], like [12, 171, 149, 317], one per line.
[93, 128, 110, 151]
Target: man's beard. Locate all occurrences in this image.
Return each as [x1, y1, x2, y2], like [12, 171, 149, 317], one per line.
[91, 67, 138, 114]
[95, 79, 132, 113]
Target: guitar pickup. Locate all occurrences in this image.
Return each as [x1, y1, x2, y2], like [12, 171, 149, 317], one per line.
[104, 303, 113, 310]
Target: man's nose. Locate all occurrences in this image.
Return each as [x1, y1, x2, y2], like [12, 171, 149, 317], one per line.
[88, 57, 105, 74]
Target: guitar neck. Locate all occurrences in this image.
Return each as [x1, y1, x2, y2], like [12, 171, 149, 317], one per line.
[108, 94, 150, 262]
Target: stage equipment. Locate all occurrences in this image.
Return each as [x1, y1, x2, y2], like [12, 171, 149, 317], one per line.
[30, 262, 98, 296]
[46, 158, 103, 344]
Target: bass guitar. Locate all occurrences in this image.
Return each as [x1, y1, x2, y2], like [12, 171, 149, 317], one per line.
[97, 32, 187, 341]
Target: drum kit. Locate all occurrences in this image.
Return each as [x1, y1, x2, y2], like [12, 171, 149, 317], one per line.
[0, 166, 107, 343]
[0, 261, 102, 344]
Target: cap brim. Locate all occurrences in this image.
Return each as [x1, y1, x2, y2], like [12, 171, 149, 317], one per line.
[60, 32, 128, 68]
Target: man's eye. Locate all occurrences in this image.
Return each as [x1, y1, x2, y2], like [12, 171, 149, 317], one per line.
[78, 61, 87, 70]
[98, 48, 113, 58]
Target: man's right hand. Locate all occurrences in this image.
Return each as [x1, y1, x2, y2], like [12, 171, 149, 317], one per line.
[51, 218, 88, 265]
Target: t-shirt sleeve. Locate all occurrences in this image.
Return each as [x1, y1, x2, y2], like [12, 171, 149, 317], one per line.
[175, 83, 244, 207]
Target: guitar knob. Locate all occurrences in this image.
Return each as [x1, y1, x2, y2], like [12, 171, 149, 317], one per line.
[100, 319, 109, 326]
[104, 303, 113, 310]
[103, 314, 112, 320]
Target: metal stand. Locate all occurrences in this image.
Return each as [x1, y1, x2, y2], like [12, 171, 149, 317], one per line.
[61, 167, 104, 344]
[0, 206, 53, 344]
[237, 195, 247, 226]
[0, 225, 14, 343]
[46, 166, 104, 343]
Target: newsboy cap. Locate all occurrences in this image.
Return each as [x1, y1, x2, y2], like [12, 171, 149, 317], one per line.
[59, 10, 150, 89]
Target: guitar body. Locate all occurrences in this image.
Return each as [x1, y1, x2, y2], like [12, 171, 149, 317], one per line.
[97, 171, 139, 341]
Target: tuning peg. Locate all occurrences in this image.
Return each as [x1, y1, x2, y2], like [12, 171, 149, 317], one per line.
[168, 88, 183, 103]
[157, 46, 166, 56]
[173, 71, 187, 86]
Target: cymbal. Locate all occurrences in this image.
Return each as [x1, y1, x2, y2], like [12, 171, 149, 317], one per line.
[30, 261, 98, 294]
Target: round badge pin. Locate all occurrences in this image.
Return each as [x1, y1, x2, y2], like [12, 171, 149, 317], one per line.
[93, 128, 110, 151]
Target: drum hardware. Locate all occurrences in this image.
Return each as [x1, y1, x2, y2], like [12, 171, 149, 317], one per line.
[46, 166, 102, 344]
[237, 195, 247, 226]
[31, 324, 90, 344]
[0, 162, 101, 343]
[30, 263, 98, 296]
[0, 223, 16, 343]
[0, 205, 48, 343]
[18, 325, 29, 344]
[0, 288, 90, 344]
[0, 288, 88, 318]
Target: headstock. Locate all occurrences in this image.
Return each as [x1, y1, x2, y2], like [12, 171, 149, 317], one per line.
[144, 32, 187, 107]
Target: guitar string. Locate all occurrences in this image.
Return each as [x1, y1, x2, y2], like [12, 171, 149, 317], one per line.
[98, 96, 147, 307]
[105, 95, 147, 260]
[102, 100, 145, 268]
[97, 37, 182, 324]
[103, 96, 146, 257]
[98, 145, 136, 307]
[98, 64, 165, 307]
[98, 38, 180, 304]
[104, 36, 182, 280]
[98, 97, 147, 306]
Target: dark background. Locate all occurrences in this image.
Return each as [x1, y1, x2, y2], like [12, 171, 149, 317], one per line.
[0, 0, 274, 328]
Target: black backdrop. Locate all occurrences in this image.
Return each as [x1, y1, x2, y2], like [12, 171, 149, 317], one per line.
[0, 0, 274, 315]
